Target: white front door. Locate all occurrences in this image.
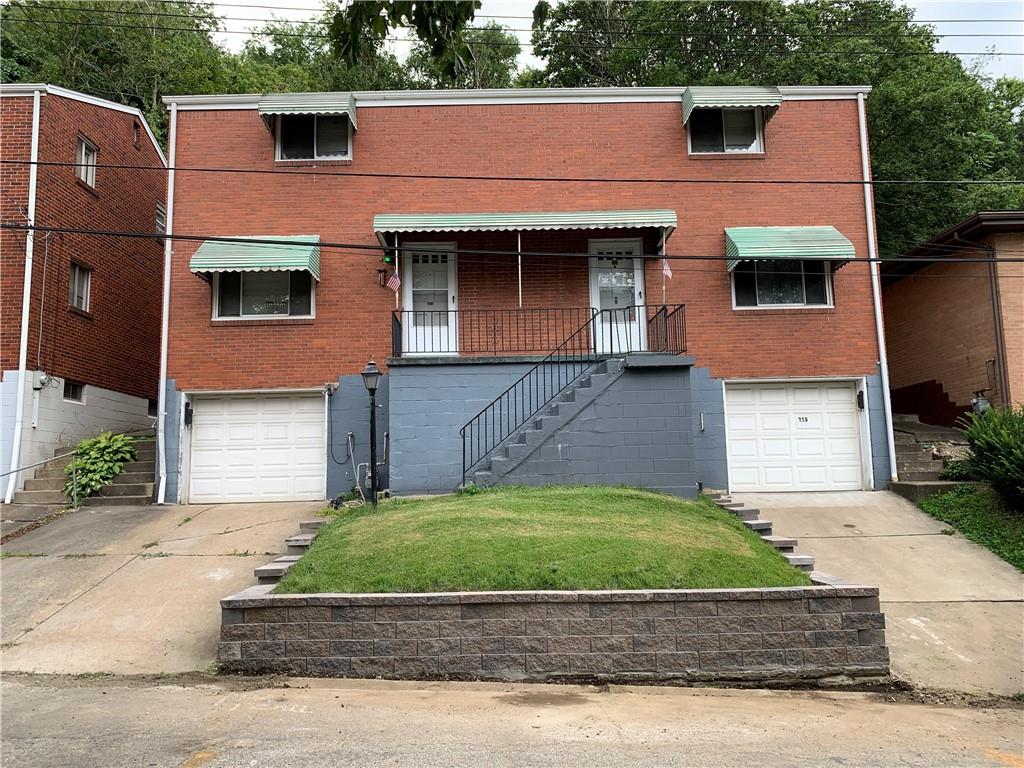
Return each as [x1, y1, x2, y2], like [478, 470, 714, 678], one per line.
[725, 381, 865, 492]
[402, 243, 458, 355]
[189, 393, 326, 503]
[588, 239, 646, 355]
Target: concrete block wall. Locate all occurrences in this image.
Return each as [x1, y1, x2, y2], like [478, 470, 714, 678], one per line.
[500, 362, 699, 497]
[326, 374, 389, 498]
[866, 372, 892, 489]
[219, 585, 890, 683]
[690, 366, 728, 492]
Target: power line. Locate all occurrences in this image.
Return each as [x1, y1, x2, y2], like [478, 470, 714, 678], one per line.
[6, 15, 1020, 55]
[6, 222, 1024, 265]
[5, 159, 1022, 187]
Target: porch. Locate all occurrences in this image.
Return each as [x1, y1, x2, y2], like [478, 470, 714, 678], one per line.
[375, 209, 684, 359]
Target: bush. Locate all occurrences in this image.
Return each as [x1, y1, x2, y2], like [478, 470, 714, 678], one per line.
[959, 407, 1024, 510]
[939, 458, 976, 481]
[63, 432, 137, 507]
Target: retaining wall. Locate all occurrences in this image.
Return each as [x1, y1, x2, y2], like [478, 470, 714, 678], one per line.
[219, 584, 889, 684]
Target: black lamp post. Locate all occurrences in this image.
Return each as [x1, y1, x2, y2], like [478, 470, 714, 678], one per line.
[361, 359, 381, 507]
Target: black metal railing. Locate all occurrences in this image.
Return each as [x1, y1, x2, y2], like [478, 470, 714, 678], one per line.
[391, 307, 599, 357]
[459, 304, 686, 485]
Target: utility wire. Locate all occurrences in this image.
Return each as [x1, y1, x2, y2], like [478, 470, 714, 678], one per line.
[5, 222, 1024, 264]
[4, 159, 1021, 187]
[6, 15, 1019, 55]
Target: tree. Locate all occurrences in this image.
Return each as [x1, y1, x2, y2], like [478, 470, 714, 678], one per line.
[407, 22, 520, 89]
[529, 0, 1024, 254]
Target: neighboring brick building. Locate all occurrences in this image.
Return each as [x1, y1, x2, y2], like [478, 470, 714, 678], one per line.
[1, 84, 166, 498]
[159, 85, 894, 504]
[882, 211, 1024, 426]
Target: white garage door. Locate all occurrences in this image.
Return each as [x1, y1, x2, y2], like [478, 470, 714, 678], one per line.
[726, 382, 864, 492]
[189, 393, 326, 503]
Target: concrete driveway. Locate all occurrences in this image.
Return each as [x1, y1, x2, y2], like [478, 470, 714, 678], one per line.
[734, 491, 1024, 696]
[0, 501, 320, 674]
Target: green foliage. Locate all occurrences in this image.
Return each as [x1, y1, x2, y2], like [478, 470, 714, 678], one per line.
[920, 485, 1024, 571]
[959, 407, 1024, 510]
[63, 432, 137, 507]
[407, 22, 520, 89]
[276, 485, 811, 593]
[939, 458, 975, 482]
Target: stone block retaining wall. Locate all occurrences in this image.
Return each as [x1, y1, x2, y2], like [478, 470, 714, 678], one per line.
[219, 585, 889, 683]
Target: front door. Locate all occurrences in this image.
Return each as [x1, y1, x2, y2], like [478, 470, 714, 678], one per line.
[588, 239, 646, 354]
[402, 243, 457, 355]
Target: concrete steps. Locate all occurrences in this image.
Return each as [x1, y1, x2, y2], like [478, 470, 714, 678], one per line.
[285, 532, 316, 556]
[254, 521, 325, 584]
[255, 556, 301, 584]
[712, 496, 814, 573]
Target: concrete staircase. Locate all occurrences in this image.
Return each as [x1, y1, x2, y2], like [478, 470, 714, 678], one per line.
[470, 359, 624, 488]
[707, 492, 816, 573]
[889, 421, 972, 503]
[11, 437, 155, 508]
[254, 519, 324, 585]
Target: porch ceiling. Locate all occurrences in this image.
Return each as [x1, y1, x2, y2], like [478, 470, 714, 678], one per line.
[373, 209, 677, 246]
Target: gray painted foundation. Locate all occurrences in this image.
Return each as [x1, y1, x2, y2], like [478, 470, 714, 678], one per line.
[327, 375, 389, 500]
[161, 379, 182, 503]
[690, 367, 729, 492]
[866, 371, 892, 489]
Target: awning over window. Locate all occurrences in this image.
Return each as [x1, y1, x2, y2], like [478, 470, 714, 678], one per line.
[725, 226, 855, 271]
[682, 86, 782, 123]
[373, 209, 677, 245]
[189, 236, 321, 281]
[258, 92, 357, 130]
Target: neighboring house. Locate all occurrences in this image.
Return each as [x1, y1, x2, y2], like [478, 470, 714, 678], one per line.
[882, 211, 1024, 427]
[0, 84, 167, 499]
[159, 85, 894, 504]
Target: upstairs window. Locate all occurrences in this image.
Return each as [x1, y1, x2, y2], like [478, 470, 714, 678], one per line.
[688, 108, 762, 154]
[277, 114, 350, 161]
[214, 271, 314, 318]
[733, 260, 833, 308]
[76, 137, 98, 186]
[69, 262, 92, 312]
[156, 202, 167, 238]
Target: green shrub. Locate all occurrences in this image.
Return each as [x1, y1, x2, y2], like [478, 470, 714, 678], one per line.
[959, 407, 1024, 510]
[63, 432, 137, 507]
[939, 458, 976, 481]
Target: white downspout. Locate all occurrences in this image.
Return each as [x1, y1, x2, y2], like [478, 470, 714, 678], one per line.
[516, 231, 522, 308]
[156, 101, 178, 504]
[5, 88, 42, 503]
[857, 92, 898, 483]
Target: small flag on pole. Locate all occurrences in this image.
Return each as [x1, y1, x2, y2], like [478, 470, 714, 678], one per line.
[661, 258, 672, 279]
[386, 270, 401, 292]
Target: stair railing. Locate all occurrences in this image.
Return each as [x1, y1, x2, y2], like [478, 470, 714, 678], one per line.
[459, 304, 685, 485]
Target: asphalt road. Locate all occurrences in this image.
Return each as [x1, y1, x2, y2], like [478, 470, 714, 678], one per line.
[2, 675, 1021, 768]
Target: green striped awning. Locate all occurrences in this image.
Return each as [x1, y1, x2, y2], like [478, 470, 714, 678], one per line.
[373, 210, 677, 245]
[725, 227, 855, 271]
[189, 236, 321, 280]
[682, 86, 782, 123]
[258, 92, 357, 129]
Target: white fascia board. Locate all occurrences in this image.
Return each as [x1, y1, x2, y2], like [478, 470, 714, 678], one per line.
[0, 83, 48, 97]
[166, 85, 874, 111]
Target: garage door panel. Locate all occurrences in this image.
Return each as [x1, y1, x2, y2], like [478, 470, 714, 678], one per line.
[727, 382, 864, 492]
[189, 393, 326, 503]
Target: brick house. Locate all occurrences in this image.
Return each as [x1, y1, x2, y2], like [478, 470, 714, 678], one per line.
[882, 211, 1024, 426]
[1, 84, 167, 499]
[158, 85, 895, 504]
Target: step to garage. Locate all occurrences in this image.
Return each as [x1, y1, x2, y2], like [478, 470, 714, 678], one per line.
[255, 556, 301, 584]
[252, 522, 325, 585]
[712, 497, 814, 573]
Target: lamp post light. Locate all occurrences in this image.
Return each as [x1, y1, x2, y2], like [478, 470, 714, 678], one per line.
[361, 359, 381, 507]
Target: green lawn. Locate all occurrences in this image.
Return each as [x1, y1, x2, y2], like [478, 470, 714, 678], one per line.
[275, 486, 812, 594]
[919, 485, 1024, 571]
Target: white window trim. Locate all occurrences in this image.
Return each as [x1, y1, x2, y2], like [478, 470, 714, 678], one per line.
[76, 136, 98, 187]
[69, 262, 92, 312]
[62, 380, 86, 404]
[211, 271, 317, 320]
[156, 202, 167, 237]
[687, 107, 764, 156]
[730, 260, 835, 310]
[274, 114, 353, 162]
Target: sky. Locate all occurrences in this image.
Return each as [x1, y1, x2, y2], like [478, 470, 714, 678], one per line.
[210, 0, 1024, 81]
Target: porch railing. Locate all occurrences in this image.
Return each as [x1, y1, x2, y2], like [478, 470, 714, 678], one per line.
[391, 307, 598, 357]
[459, 304, 686, 485]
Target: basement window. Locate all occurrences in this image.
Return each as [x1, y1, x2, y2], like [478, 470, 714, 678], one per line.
[213, 271, 315, 318]
[732, 260, 833, 308]
[276, 114, 350, 161]
[63, 381, 85, 403]
[688, 108, 762, 154]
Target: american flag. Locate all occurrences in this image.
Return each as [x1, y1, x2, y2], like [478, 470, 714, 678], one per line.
[661, 258, 673, 279]
[386, 270, 401, 292]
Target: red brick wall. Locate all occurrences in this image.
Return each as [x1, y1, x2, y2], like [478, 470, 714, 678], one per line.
[0, 95, 34, 372]
[168, 98, 880, 390]
[992, 233, 1024, 407]
[0, 92, 166, 399]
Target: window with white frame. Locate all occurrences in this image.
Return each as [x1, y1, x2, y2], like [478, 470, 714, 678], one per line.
[688, 108, 762, 154]
[76, 137, 98, 186]
[63, 380, 85, 403]
[214, 271, 314, 318]
[277, 114, 350, 160]
[69, 262, 92, 311]
[156, 202, 167, 237]
[732, 260, 833, 308]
